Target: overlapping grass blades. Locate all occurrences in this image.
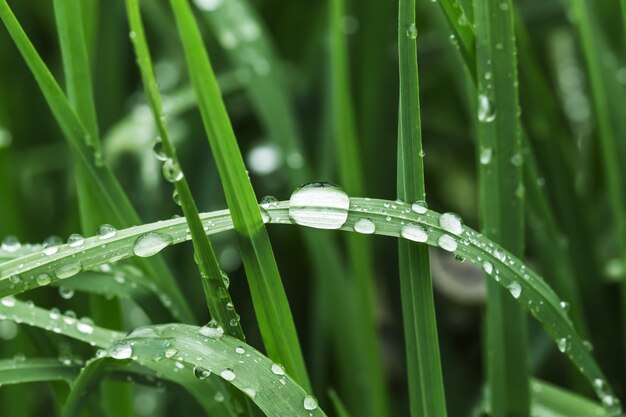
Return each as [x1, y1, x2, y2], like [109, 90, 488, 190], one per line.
[397, 1, 447, 416]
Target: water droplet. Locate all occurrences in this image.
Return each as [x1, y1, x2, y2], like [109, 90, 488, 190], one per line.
[560, 301, 570, 311]
[67, 233, 85, 247]
[220, 368, 236, 381]
[214, 391, 225, 402]
[77, 320, 94, 334]
[478, 94, 496, 122]
[439, 212, 463, 235]
[97, 224, 117, 240]
[557, 337, 570, 353]
[133, 233, 173, 257]
[247, 143, 283, 175]
[480, 147, 492, 165]
[483, 261, 494, 275]
[260, 208, 271, 223]
[1, 236, 21, 252]
[354, 218, 376, 234]
[43, 244, 59, 256]
[36, 273, 52, 286]
[162, 159, 184, 182]
[172, 189, 181, 206]
[59, 286, 75, 299]
[437, 234, 457, 252]
[1, 296, 16, 307]
[510, 153, 523, 167]
[406, 23, 418, 39]
[288, 182, 350, 229]
[152, 138, 167, 161]
[55, 261, 82, 279]
[507, 282, 522, 299]
[164, 347, 177, 358]
[193, 0, 223, 11]
[260, 195, 279, 208]
[303, 395, 318, 411]
[235, 347, 245, 354]
[109, 342, 133, 359]
[9, 274, 20, 284]
[411, 200, 428, 214]
[193, 365, 211, 380]
[199, 320, 224, 339]
[401, 224, 428, 242]
[271, 363, 285, 375]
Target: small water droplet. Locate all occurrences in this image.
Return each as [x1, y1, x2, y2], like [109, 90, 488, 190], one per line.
[271, 363, 285, 375]
[133, 233, 173, 257]
[510, 153, 523, 167]
[507, 282, 522, 299]
[220, 368, 236, 381]
[162, 159, 184, 182]
[36, 273, 52, 286]
[480, 147, 492, 165]
[560, 301, 570, 311]
[67, 233, 85, 247]
[235, 347, 245, 354]
[243, 387, 257, 398]
[406, 23, 418, 39]
[401, 224, 428, 242]
[557, 337, 570, 353]
[437, 234, 457, 252]
[152, 138, 167, 161]
[354, 218, 376, 234]
[97, 224, 117, 240]
[199, 320, 224, 339]
[478, 94, 496, 122]
[59, 286, 75, 299]
[55, 261, 82, 279]
[193, 365, 211, 380]
[483, 261, 494, 275]
[172, 189, 181, 206]
[303, 395, 318, 411]
[77, 320, 94, 334]
[109, 342, 133, 359]
[439, 212, 463, 235]
[1, 236, 20, 252]
[411, 200, 428, 214]
[1, 296, 16, 307]
[289, 182, 350, 230]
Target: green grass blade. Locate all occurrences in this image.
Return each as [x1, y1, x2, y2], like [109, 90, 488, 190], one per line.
[397, 1, 447, 416]
[329, 0, 389, 416]
[168, 0, 310, 390]
[125, 0, 244, 340]
[0, 0, 194, 324]
[530, 379, 609, 417]
[328, 390, 352, 417]
[0, 358, 79, 385]
[474, 0, 529, 415]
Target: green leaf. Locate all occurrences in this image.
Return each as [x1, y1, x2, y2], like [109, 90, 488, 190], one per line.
[0, 358, 79, 385]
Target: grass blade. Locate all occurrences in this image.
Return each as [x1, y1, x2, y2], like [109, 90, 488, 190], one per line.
[0, 358, 79, 385]
[168, 0, 310, 389]
[474, 0, 529, 415]
[397, 1, 447, 416]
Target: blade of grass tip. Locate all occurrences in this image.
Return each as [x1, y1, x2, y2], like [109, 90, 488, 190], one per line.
[167, 0, 311, 391]
[474, 1, 529, 416]
[328, 390, 353, 417]
[125, 3, 255, 414]
[568, 0, 626, 366]
[397, 1, 448, 416]
[0, 0, 194, 323]
[53, 1, 134, 416]
[531, 379, 609, 417]
[328, 0, 390, 416]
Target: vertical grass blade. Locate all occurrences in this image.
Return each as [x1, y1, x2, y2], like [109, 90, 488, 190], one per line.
[474, 1, 529, 416]
[328, 0, 390, 416]
[168, 0, 311, 390]
[397, 1, 447, 416]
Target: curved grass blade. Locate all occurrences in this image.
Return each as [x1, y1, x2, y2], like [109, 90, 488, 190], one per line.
[0, 358, 79, 385]
[0, 0, 194, 324]
[531, 379, 608, 417]
[397, 1, 447, 416]
[474, 0, 529, 415]
[1, 197, 621, 414]
[125, 0, 244, 340]
[168, 0, 310, 390]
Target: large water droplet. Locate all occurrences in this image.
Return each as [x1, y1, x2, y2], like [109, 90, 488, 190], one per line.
[271, 363, 285, 376]
[162, 159, 184, 182]
[437, 234, 457, 252]
[97, 224, 117, 240]
[133, 233, 173, 257]
[303, 395, 318, 411]
[1, 296, 16, 307]
[507, 282, 522, 299]
[220, 368, 236, 381]
[67, 233, 85, 247]
[193, 365, 211, 380]
[1, 236, 21, 252]
[109, 342, 133, 359]
[406, 23, 418, 39]
[478, 94, 496, 122]
[199, 320, 224, 339]
[401, 224, 428, 242]
[288, 182, 350, 230]
[354, 218, 376, 234]
[439, 212, 463, 235]
[55, 261, 82, 279]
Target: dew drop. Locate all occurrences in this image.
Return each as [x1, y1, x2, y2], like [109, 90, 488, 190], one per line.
[162, 159, 184, 182]
[109, 342, 133, 359]
[235, 347, 245, 354]
[36, 273, 52, 286]
[193, 0, 223, 11]
[1, 235, 20, 252]
[411, 200, 428, 214]
[199, 320, 224, 339]
[59, 286, 75, 300]
[303, 395, 318, 411]
[1, 296, 16, 307]
[437, 234, 457, 252]
[67, 233, 85, 247]
[55, 261, 82, 279]
[401, 224, 428, 242]
[152, 138, 167, 161]
[97, 224, 117, 240]
[507, 282, 522, 299]
[480, 147, 492, 165]
[439, 212, 463, 235]
[193, 365, 211, 380]
[271, 363, 285, 375]
[354, 218, 376, 234]
[557, 337, 570, 353]
[288, 182, 350, 230]
[247, 143, 283, 175]
[478, 94, 496, 122]
[406, 23, 418, 39]
[133, 233, 173, 257]
[9, 274, 21, 284]
[243, 387, 257, 398]
[220, 368, 236, 381]
[77, 320, 94, 334]
[482, 261, 494, 275]
[560, 301, 570, 311]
